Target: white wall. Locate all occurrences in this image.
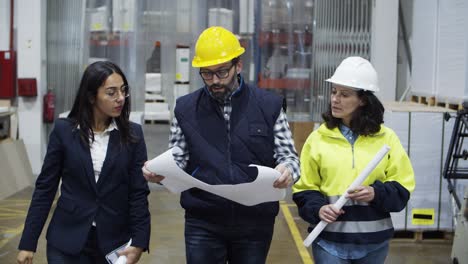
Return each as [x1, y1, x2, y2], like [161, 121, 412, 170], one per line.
[371, 0, 399, 101]
[17, 0, 47, 175]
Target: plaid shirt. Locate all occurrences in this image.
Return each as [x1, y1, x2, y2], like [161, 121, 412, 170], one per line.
[169, 94, 300, 182]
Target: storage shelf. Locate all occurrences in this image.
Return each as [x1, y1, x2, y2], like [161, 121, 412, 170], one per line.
[257, 76, 311, 90]
[89, 32, 131, 46]
[258, 31, 312, 46]
[89, 39, 129, 46]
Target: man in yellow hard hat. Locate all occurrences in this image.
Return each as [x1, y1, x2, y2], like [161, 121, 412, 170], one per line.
[143, 26, 299, 264]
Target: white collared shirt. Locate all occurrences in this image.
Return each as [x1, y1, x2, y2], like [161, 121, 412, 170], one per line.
[90, 120, 118, 183]
[89, 120, 118, 227]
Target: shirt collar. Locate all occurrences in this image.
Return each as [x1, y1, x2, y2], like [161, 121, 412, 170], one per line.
[77, 119, 119, 132]
[339, 123, 352, 135]
[105, 119, 118, 132]
[339, 123, 358, 143]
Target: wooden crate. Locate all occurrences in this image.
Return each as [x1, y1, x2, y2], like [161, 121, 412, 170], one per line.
[289, 121, 315, 156]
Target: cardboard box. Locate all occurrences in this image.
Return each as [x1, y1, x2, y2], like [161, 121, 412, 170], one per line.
[145, 73, 162, 93]
[175, 48, 190, 83]
[144, 102, 171, 122]
[289, 121, 315, 156]
[112, 0, 135, 32]
[384, 102, 457, 231]
[88, 6, 109, 32]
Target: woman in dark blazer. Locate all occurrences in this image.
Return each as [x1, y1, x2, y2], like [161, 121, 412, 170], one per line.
[17, 61, 151, 264]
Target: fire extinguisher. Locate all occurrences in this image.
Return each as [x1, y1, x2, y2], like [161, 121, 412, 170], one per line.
[43, 89, 55, 123]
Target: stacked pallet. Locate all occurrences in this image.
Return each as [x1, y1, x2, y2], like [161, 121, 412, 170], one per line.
[410, 95, 463, 111]
[144, 73, 170, 124]
[409, 0, 468, 110]
[384, 101, 465, 234]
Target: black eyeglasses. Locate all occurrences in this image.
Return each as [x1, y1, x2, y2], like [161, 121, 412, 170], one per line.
[199, 63, 236, 80]
[104, 85, 130, 101]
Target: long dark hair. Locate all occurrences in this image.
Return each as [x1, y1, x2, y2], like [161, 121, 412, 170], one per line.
[322, 90, 384, 136]
[68, 61, 134, 146]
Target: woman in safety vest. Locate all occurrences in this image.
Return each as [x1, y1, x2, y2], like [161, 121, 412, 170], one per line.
[293, 56, 415, 264]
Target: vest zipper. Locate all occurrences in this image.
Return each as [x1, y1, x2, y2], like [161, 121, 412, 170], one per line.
[330, 134, 355, 169]
[225, 109, 235, 223]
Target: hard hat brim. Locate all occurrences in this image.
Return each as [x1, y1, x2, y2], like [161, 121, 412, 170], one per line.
[325, 78, 379, 92]
[192, 48, 245, 68]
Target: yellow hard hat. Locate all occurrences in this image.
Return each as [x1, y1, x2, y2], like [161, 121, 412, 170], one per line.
[192, 26, 245, 68]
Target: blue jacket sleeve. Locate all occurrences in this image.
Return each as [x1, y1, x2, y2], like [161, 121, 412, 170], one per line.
[292, 190, 328, 225]
[369, 128, 414, 213]
[128, 124, 151, 251]
[18, 121, 64, 251]
[370, 180, 410, 212]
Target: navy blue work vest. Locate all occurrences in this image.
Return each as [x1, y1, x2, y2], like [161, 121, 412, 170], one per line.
[174, 81, 283, 225]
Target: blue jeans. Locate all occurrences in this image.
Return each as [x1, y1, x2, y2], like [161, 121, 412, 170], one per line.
[312, 242, 389, 264]
[47, 227, 107, 264]
[185, 217, 274, 264]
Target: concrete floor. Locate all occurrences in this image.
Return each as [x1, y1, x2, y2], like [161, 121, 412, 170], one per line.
[0, 123, 454, 263]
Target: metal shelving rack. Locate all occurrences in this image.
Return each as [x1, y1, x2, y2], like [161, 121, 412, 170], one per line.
[443, 105, 468, 209]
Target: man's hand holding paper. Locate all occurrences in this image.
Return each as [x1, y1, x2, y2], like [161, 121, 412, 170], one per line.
[143, 147, 286, 206]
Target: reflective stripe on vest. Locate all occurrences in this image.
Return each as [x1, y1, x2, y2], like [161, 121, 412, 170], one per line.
[328, 195, 369, 207]
[324, 218, 393, 233]
[325, 195, 394, 233]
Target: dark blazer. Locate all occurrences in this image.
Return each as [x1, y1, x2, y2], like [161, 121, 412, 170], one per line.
[18, 118, 151, 255]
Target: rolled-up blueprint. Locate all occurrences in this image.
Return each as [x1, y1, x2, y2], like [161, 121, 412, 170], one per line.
[303, 145, 391, 247]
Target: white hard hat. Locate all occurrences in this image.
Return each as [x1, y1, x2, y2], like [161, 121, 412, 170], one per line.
[325, 56, 379, 92]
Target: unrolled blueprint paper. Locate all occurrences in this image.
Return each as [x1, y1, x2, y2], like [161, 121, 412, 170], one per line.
[146, 147, 286, 206]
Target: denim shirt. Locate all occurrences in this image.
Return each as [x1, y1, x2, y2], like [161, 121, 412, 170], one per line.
[316, 124, 388, 259]
[339, 124, 358, 145]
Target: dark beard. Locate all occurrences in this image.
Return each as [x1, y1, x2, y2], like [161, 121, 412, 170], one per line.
[208, 84, 232, 103]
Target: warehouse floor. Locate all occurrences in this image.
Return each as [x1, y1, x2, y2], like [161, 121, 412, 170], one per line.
[0, 124, 453, 263]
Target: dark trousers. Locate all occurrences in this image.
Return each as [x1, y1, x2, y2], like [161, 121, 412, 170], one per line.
[185, 217, 274, 264]
[47, 227, 107, 264]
